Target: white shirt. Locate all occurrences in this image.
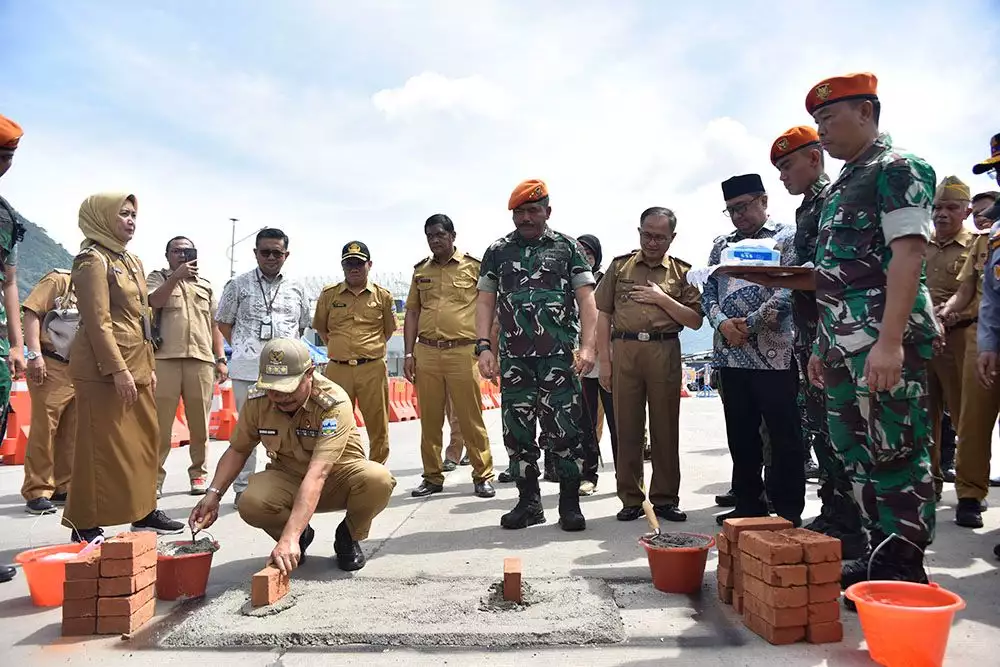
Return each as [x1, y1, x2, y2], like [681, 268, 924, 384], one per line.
[215, 268, 311, 381]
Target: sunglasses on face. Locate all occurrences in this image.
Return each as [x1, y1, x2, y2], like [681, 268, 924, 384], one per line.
[256, 249, 286, 259]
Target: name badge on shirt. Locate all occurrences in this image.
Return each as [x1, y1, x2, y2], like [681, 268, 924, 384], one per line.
[260, 323, 273, 340]
[296, 428, 319, 438]
[332, 301, 348, 308]
[258, 428, 278, 436]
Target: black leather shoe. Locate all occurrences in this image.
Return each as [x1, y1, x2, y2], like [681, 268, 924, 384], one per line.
[411, 481, 443, 498]
[334, 521, 366, 571]
[474, 481, 496, 498]
[715, 490, 737, 508]
[497, 471, 513, 483]
[715, 508, 769, 526]
[804, 460, 820, 481]
[299, 524, 315, 565]
[654, 504, 687, 522]
[941, 465, 956, 483]
[956, 498, 984, 528]
[616, 505, 643, 521]
[51, 492, 68, 505]
[442, 459, 458, 472]
[0, 565, 16, 583]
[460, 455, 470, 466]
[71, 527, 104, 543]
[991, 475, 1000, 488]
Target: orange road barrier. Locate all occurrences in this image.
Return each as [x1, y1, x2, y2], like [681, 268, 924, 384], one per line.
[1, 380, 30, 465]
[387, 379, 417, 422]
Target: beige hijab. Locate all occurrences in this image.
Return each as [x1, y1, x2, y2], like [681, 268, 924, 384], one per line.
[78, 192, 137, 253]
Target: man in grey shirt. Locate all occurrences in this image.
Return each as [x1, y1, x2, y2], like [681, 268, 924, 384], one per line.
[215, 227, 312, 508]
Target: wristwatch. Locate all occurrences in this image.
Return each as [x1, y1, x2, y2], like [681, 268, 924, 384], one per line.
[25, 350, 41, 361]
[474, 339, 492, 357]
[215, 357, 227, 365]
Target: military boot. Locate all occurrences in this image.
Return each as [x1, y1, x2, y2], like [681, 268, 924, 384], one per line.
[500, 470, 546, 529]
[842, 534, 928, 609]
[557, 479, 586, 531]
[542, 453, 560, 483]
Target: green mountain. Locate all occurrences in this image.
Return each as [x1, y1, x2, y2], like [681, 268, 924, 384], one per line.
[15, 217, 74, 299]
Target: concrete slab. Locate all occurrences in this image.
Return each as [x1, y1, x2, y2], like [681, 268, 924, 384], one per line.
[2, 396, 999, 666]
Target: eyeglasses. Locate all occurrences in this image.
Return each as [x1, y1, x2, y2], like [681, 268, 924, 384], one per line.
[637, 227, 672, 244]
[723, 195, 763, 218]
[256, 249, 287, 259]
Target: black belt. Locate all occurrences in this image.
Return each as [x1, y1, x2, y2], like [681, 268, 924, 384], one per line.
[948, 318, 978, 331]
[42, 349, 69, 364]
[417, 337, 475, 349]
[330, 358, 377, 366]
[611, 331, 679, 342]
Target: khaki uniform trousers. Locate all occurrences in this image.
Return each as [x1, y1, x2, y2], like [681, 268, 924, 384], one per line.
[155, 358, 215, 485]
[325, 359, 390, 465]
[238, 460, 396, 541]
[928, 326, 967, 494]
[956, 326, 997, 502]
[415, 344, 494, 486]
[612, 337, 682, 507]
[21, 358, 76, 501]
[443, 395, 466, 463]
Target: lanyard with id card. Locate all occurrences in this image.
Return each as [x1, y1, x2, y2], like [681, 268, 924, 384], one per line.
[258, 272, 281, 340]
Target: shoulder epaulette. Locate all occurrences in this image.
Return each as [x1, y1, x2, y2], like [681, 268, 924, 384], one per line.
[672, 256, 693, 270]
[312, 389, 338, 411]
[50, 268, 72, 276]
[413, 256, 431, 269]
[611, 250, 639, 262]
[464, 253, 481, 263]
[320, 282, 340, 294]
[247, 384, 268, 400]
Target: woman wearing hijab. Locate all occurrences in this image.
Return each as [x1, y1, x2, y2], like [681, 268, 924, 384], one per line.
[576, 234, 616, 495]
[62, 193, 183, 542]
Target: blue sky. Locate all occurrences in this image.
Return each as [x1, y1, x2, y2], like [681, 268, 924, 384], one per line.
[2, 0, 999, 294]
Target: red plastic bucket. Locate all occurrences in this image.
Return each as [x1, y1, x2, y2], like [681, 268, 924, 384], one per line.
[14, 542, 89, 606]
[639, 532, 715, 594]
[155, 541, 218, 601]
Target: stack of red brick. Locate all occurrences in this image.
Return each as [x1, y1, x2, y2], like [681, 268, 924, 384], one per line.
[717, 518, 844, 645]
[62, 532, 159, 636]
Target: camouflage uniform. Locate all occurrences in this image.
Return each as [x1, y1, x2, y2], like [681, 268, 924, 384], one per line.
[0, 196, 23, 413]
[793, 174, 865, 541]
[814, 133, 939, 549]
[478, 228, 595, 481]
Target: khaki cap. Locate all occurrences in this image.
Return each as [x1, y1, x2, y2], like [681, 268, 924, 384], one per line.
[257, 339, 313, 393]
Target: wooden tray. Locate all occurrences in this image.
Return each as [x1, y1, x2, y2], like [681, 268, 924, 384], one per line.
[715, 265, 814, 277]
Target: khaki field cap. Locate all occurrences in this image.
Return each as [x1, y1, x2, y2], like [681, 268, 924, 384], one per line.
[257, 339, 313, 392]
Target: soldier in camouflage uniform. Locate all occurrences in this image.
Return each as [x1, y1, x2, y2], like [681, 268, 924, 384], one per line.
[767, 126, 867, 560]
[475, 179, 598, 532]
[805, 73, 939, 589]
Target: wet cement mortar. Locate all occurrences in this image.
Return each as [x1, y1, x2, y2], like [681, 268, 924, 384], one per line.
[158, 538, 220, 557]
[160, 576, 625, 648]
[642, 533, 712, 549]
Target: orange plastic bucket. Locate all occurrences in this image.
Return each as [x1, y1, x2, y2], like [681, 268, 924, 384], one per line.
[156, 541, 218, 601]
[639, 532, 715, 594]
[13, 542, 89, 607]
[845, 580, 965, 667]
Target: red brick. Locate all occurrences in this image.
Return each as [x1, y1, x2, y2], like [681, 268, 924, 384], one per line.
[743, 609, 806, 645]
[808, 601, 840, 625]
[808, 582, 841, 604]
[96, 597, 155, 636]
[777, 528, 841, 563]
[503, 557, 522, 603]
[808, 560, 842, 585]
[62, 616, 96, 636]
[64, 579, 98, 600]
[251, 565, 290, 608]
[718, 552, 732, 569]
[718, 584, 733, 604]
[739, 531, 804, 565]
[743, 592, 808, 628]
[733, 593, 744, 615]
[722, 516, 793, 543]
[807, 620, 844, 644]
[98, 564, 157, 597]
[100, 548, 157, 578]
[742, 554, 808, 587]
[62, 597, 97, 619]
[101, 532, 156, 560]
[97, 583, 156, 617]
[717, 532, 731, 554]
[717, 565, 733, 588]
[65, 548, 102, 581]
[743, 574, 808, 608]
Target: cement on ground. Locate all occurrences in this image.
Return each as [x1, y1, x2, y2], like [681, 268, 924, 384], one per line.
[2, 395, 999, 666]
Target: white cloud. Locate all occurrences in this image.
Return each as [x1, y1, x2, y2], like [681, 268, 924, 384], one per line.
[372, 72, 510, 121]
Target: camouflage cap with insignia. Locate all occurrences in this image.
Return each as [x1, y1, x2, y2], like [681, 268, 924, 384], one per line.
[935, 175, 971, 202]
[257, 339, 314, 393]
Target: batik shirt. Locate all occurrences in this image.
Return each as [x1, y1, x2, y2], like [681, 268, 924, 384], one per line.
[814, 133, 940, 362]
[478, 227, 595, 358]
[703, 219, 796, 370]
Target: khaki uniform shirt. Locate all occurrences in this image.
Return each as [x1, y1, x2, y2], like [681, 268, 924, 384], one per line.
[313, 281, 396, 361]
[959, 233, 990, 307]
[229, 374, 366, 478]
[927, 228, 975, 320]
[22, 270, 75, 356]
[69, 246, 155, 385]
[595, 250, 703, 334]
[147, 269, 218, 363]
[405, 250, 479, 341]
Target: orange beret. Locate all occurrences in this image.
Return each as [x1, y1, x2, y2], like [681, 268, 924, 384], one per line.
[770, 126, 821, 165]
[508, 179, 548, 210]
[0, 114, 23, 150]
[805, 72, 878, 115]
